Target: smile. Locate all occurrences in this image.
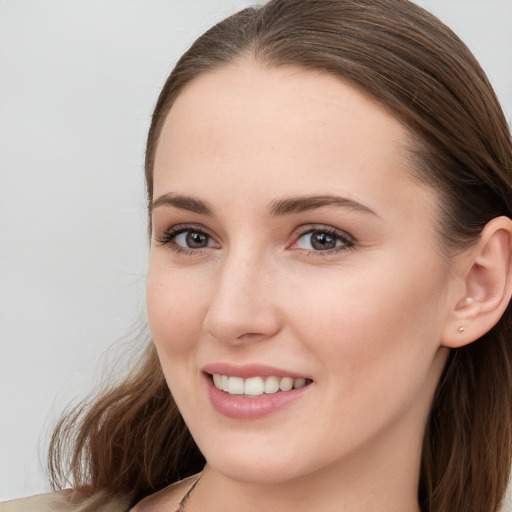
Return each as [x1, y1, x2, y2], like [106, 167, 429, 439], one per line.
[212, 374, 309, 396]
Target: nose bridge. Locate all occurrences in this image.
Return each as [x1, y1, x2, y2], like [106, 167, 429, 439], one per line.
[203, 245, 280, 343]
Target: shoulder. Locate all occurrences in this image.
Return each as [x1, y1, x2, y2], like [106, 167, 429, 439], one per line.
[1, 490, 131, 512]
[1, 490, 76, 512]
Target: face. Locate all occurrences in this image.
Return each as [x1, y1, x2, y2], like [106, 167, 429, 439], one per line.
[147, 62, 453, 485]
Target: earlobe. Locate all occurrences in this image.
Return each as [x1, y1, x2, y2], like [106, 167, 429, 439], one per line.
[442, 216, 512, 349]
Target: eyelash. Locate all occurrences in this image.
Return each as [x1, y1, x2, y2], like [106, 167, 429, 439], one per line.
[156, 224, 215, 256]
[291, 225, 355, 256]
[155, 224, 356, 257]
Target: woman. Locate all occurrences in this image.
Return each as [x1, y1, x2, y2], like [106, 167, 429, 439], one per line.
[3, 0, 511, 511]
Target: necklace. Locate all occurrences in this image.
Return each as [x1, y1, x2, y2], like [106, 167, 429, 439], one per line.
[175, 473, 202, 512]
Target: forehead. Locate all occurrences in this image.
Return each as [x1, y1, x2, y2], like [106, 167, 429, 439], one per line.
[153, 61, 435, 227]
[158, 61, 410, 158]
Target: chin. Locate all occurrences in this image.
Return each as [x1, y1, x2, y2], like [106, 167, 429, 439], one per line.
[193, 428, 324, 485]
[209, 456, 306, 485]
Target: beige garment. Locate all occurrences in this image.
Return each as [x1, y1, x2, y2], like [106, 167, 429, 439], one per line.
[0, 490, 132, 512]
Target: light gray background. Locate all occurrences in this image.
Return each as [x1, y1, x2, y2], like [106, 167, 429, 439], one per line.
[1, 0, 511, 503]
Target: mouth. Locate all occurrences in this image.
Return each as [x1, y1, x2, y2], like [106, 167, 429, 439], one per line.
[203, 363, 313, 418]
[210, 374, 312, 397]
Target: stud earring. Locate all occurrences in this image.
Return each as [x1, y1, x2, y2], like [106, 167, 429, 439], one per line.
[465, 297, 475, 305]
[458, 326, 465, 333]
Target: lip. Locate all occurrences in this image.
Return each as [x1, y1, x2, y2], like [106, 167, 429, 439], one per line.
[202, 362, 309, 379]
[202, 363, 312, 419]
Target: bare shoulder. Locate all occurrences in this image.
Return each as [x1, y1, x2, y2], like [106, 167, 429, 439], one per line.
[131, 475, 200, 512]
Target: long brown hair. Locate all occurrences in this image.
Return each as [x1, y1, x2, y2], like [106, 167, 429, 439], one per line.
[49, 1, 512, 510]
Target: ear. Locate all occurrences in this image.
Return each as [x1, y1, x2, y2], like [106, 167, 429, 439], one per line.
[442, 216, 512, 348]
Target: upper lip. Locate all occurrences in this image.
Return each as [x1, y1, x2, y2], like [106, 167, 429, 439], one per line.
[202, 362, 310, 380]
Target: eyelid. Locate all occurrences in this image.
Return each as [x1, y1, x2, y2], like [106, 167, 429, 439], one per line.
[294, 224, 354, 239]
[155, 223, 220, 252]
[288, 224, 356, 253]
[155, 222, 355, 257]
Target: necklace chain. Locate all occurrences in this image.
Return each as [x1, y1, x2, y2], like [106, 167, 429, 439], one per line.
[175, 474, 201, 512]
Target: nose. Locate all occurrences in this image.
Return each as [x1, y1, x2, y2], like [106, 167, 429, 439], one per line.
[203, 251, 282, 345]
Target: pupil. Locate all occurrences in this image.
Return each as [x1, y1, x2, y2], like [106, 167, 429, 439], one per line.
[186, 232, 207, 248]
[311, 232, 335, 250]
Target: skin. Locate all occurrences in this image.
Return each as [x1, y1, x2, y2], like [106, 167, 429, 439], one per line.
[143, 61, 460, 512]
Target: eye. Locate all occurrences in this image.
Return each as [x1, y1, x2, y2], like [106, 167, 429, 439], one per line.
[156, 224, 219, 254]
[292, 226, 354, 253]
[174, 230, 212, 249]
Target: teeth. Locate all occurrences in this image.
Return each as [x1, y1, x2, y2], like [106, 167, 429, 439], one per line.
[294, 378, 306, 388]
[244, 377, 264, 396]
[279, 377, 293, 391]
[212, 374, 309, 396]
[228, 376, 244, 395]
[221, 375, 229, 392]
[264, 376, 280, 394]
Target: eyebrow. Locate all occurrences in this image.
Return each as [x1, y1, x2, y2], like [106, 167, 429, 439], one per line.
[269, 195, 378, 217]
[150, 193, 214, 216]
[150, 193, 378, 218]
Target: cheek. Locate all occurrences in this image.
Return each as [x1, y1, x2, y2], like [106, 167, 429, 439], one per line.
[146, 263, 209, 355]
[280, 265, 447, 453]
[286, 255, 447, 392]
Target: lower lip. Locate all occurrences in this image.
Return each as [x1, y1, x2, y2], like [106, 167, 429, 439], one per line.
[205, 374, 311, 419]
